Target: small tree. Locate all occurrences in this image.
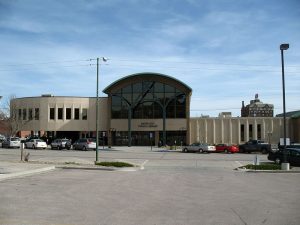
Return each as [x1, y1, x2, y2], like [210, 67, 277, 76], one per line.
[1, 95, 31, 137]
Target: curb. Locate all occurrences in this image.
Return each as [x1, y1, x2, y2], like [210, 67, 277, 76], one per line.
[235, 168, 300, 173]
[56, 165, 140, 171]
[0, 166, 56, 181]
[246, 170, 300, 173]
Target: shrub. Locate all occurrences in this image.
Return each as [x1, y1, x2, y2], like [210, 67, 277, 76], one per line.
[240, 163, 281, 170]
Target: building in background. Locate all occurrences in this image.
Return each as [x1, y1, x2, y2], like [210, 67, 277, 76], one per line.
[241, 94, 274, 117]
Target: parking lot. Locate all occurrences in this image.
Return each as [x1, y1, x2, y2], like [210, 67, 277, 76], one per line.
[1, 147, 300, 225]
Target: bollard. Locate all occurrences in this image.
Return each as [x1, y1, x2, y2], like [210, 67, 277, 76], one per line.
[20, 143, 24, 161]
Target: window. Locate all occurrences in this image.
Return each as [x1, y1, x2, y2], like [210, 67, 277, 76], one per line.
[74, 108, 79, 120]
[241, 124, 245, 142]
[22, 109, 27, 120]
[66, 108, 71, 120]
[28, 108, 33, 120]
[111, 81, 186, 119]
[257, 124, 261, 140]
[18, 109, 22, 120]
[82, 108, 87, 120]
[58, 108, 63, 120]
[35, 108, 39, 120]
[249, 124, 253, 140]
[50, 108, 55, 120]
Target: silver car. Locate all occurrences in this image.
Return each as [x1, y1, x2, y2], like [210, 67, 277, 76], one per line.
[51, 139, 71, 150]
[182, 142, 216, 153]
[2, 137, 21, 148]
[73, 138, 96, 151]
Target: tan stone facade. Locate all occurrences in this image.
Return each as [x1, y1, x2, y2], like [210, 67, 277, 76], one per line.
[9, 73, 298, 146]
[190, 117, 287, 145]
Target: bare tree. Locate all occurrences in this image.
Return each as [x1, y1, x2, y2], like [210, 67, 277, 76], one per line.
[0, 95, 31, 137]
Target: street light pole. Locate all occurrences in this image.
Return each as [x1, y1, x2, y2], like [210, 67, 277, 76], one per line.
[96, 57, 99, 162]
[280, 43, 289, 170]
[95, 57, 108, 163]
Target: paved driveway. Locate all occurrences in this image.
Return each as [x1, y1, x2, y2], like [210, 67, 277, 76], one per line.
[0, 147, 299, 225]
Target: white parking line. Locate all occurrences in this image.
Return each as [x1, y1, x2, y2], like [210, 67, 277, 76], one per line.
[140, 160, 149, 170]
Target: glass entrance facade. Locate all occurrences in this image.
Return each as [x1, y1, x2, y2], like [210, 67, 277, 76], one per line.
[111, 81, 186, 119]
[104, 73, 192, 146]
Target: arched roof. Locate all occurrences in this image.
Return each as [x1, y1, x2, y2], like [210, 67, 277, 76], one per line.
[103, 72, 192, 94]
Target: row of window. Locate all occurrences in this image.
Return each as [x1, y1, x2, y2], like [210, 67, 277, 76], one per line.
[49, 108, 88, 120]
[111, 81, 187, 119]
[17, 108, 39, 120]
[240, 124, 262, 142]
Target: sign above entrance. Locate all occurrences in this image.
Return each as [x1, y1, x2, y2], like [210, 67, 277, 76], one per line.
[138, 122, 158, 128]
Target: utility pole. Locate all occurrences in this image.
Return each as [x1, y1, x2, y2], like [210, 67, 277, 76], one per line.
[96, 58, 99, 162]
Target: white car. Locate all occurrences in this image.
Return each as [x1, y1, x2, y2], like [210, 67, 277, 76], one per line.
[182, 142, 216, 153]
[25, 139, 47, 149]
[2, 137, 21, 148]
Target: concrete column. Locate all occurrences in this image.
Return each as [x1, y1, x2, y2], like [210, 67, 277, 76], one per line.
[196, 119, 200, 142]
[229, 119, 232, 144]
[204, 119, 207, 143]
[212, 119, 216, 144]
[221, 119, 224, 144]
[245, 119, 249, 142]
[254, 119, 257, 140]
[237, 119, 241, 144]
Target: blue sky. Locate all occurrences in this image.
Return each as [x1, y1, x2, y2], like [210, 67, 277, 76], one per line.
[0, 0, 299, 117]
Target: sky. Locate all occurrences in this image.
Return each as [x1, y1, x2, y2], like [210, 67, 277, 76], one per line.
[0, 0, 299, 117]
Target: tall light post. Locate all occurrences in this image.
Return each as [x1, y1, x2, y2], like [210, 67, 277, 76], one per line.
[95, 57, 107, 163]
[280, 43, 289, 170]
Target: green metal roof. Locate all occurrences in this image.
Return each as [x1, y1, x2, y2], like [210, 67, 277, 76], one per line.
[103, 72, 192, 94]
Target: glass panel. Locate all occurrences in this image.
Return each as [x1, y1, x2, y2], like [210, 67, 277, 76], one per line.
[241, 124, 245, 142]
[165, 84, 175, 93]
[18, 109, 22, 120]
[143, 102, 154, 118]
[22, 108, 27, 120]
[122, 85, 132, 93]
[35, 108, 39, 120]
[50, 108, 55, 120]
[154, 102, 162, 118]
[58, 108, 63, 120]
[166, 99, 175, 118]
[82, 108, 87, 120]
[154, 82, 164, 92]
[112, 95, 121, 106]
[176, 105, 186, 118]
[121, 105, 128, 118]
[112, 105, 121, 118]
[143, 81, 153, 92]
[133, 103, 143, 118]
[28, 108, 33, 120]
[66, 108, 71, 120]
[132, 82, 142, 93]
[122, 93, 132, 104]
[74, 108, 79, 120]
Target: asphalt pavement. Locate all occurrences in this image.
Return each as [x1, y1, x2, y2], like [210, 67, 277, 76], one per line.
[1, 146, 300, 182]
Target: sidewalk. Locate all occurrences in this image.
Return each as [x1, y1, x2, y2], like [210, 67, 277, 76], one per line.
[0, 161, 55, 181]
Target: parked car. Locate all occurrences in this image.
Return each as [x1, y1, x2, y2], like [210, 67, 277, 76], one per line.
[215, 144, 239, 153]
[73, 138, 96, 150]
[268, 148, 300, 166]
[182, 142, 216, 153]
[25, 139, 47, 149]
[239, 140, 271, 154]
[51, 138, 71, 150]
[1, 137, 21, 148]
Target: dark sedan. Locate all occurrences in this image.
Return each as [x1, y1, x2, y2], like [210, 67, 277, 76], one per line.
[268, 148, 300, 166]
